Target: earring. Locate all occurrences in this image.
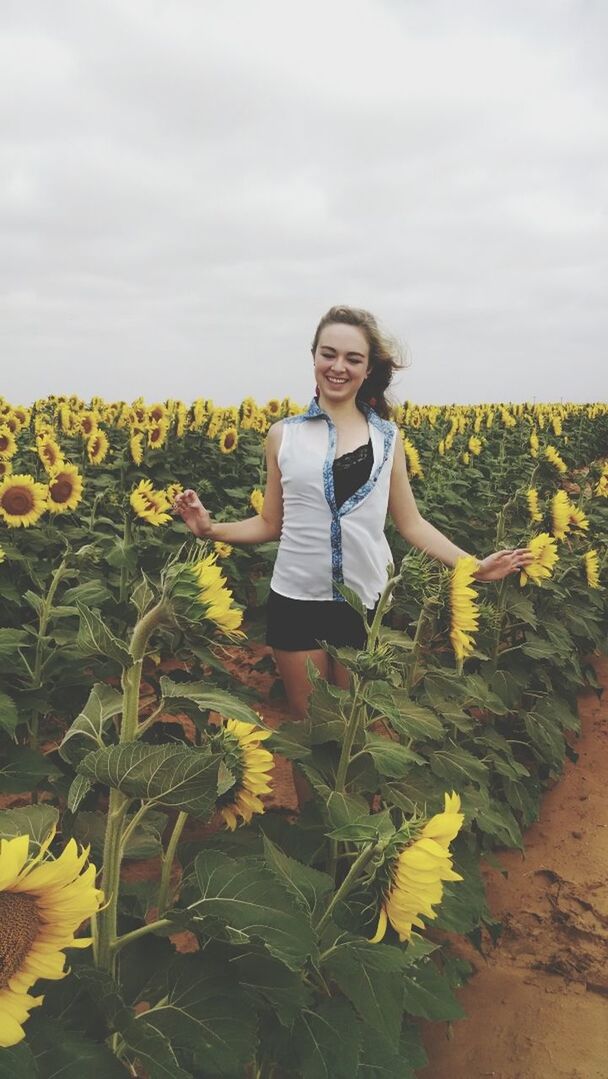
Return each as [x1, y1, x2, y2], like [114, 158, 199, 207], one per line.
[314, 383, 320, 400]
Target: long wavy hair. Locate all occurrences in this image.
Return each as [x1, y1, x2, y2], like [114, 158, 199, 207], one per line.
[311, 305, 409, 420]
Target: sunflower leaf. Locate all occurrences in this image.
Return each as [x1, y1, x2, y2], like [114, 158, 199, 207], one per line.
[59, 682, 124, 764]
[0, 689, 18, 735]
[401, 958, 465, 1021]
[192, 850, 317, 970]
[324, 940, 406, 1049]
[74, 602, 133, 668]
[294, 998, 361, 1079]
[364, 736, 425, 777]
[159, 677, 268, 728]
[77, 743, 221, 820]
[0, 1043, 38, 1079]
[262, 834, 333, 915]
[0, 804, 59, 847]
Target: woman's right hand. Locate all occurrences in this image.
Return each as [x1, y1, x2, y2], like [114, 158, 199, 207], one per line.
[172, 489, 213, 538]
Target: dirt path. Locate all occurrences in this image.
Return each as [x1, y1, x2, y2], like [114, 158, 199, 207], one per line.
[419, 653, 608, 1079]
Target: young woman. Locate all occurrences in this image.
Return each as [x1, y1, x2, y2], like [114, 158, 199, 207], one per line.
[173, 305, 533, 722]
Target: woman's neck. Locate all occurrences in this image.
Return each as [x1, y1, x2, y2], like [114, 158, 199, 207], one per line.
[317, 394, 366, 423]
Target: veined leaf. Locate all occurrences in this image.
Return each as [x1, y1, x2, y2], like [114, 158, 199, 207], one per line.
[0, 1043, 38, 1079]
[59, 682, 123, 764]
[236, 951, 313, 1026]
[325, 940, 406, 1049]
[295, 999, 361, 1079]
[193, 850, 317, 970]
[262, 835, 333, 916]
[0, 804, 59, 847]
[0, 690, 18, 736]
[77, 743, 221, 819]
[0, 746, 62, 794]
[75, 603, 133, 668]
[402, 958, 465, 1021]
[159, 676, 267, 728]
[429, 744, 489, 786]
[364, 736, 425, 777]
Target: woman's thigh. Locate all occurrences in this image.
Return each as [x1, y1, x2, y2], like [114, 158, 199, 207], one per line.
[272, 648, 330, 720]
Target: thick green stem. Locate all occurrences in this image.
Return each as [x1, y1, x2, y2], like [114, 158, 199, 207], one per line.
[119, 514, 133, 605]
[30, 555, 69, 753]
[112, 915, 173, 954]
[316, 842, 380, 937]
[95, 600, 169, 972]
[157, 811, 188, 916]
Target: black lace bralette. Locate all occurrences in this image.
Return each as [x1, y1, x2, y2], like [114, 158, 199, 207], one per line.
[333, 438, 372, 471]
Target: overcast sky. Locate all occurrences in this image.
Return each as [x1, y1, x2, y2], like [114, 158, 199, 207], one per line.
[1, 0, 606, 408]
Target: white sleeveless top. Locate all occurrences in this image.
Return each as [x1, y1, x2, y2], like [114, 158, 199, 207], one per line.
[270, 397, 398, 608]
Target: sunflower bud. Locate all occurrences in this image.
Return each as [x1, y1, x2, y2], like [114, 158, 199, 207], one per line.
[163, 552, 246, 641]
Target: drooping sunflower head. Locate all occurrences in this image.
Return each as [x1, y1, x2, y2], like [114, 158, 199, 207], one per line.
[0, 474, 47, 528]
[551, 490, 571, 540]
[0, 425, 18, 459]
[0, 460, 13, 481]
[526, 488, 543, 523]
[164, 551, 246, 640]
[449, 555, 480, 663]
[519, 532, 559, 586]
[370, 791, 464, 945]
[46, 463, 84, 514]
[37, 435, 65, 474]
[583, 549, 601, 589]
[544, 444, 567, 474]
[87, 430, 110, 465]
[130, 479, 172, 526]
[0, 828, 103, 1047]
[212, 717, 274, 830]
[568, 505, 589, 532]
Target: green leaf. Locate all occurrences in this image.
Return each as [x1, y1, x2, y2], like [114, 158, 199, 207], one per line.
[429, 744, 489, 786]
[67, 774, 93, 813]
[433, 843, 489, 934]
[137, 955, 257, 1077]
[325, 941, 405, 1050]
[75, 603, 133, 668]
[364, 736, 425, 777]
[362, 683, 444, 742]
[130, 571, 156, 618]
[295, 999, 361, 1079]
[0, 690, 18, 735]
[262, 835, 333, 915]
[59, 682, 124, 764]
[327, 808, 395, 844]
[0, 1043, 38, 1079]
[193, 850, 317, 970]
[476, 800, 523, 849]
[159, 676, 267, 727]
[70, 809, 168, 860]
[402, 958, 465, 1021]
[0, 804, 59, 847]
[333, 581, 369, 619]
[358, 1024, 422, 1078]
[236, 951, 313, 1026]
[77, 743, 221, 820]
[27, 1016, 127, 1078]
[0, 628, 30, 657]
[62, 579, 114, 607]
[118, 1018, 192, 1078]
[0, 746, 62, 793]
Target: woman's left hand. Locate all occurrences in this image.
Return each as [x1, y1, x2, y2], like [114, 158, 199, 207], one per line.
[474, 548, 534, 582]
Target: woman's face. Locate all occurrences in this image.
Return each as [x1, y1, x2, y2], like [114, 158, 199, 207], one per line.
[313, 323, 371, 402]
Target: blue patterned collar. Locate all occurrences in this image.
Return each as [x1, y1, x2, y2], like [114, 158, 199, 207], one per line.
[303, 397, 373, 420]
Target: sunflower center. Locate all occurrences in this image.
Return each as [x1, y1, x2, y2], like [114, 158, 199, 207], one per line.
[0, 435, 10, 452]
[0, 892, 42, 988]
[1, 486, 34, 516]
[50, 477, 72, 503]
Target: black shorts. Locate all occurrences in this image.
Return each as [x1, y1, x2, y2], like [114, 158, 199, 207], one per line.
[265, 587, 380, 652]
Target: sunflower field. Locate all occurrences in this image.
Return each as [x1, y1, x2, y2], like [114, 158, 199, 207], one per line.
[0, 392, 607, 1077]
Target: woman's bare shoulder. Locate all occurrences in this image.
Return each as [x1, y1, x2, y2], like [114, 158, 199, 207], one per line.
[265, 420, 284, 464]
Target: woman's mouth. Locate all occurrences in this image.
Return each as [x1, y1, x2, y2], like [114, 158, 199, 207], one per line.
[326, 376, 348, 385]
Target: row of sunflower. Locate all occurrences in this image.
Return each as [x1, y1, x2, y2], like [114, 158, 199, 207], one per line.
[0, 392, 606, 1076]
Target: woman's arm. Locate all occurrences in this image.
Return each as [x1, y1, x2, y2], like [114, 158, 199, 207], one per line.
[173, 422, 284, 544]
[387, 436, 533, 581]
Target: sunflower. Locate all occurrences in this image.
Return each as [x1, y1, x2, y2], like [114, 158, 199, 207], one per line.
[0, 461, 12, 481]
[219, 427, 239, 454]
[449, 555, 480, 662]
[0, 828, 103, 1047]
[551, 490, 571, 540]
[250, 488, 264, 515]
[147, 418, 169, 451]
[175, 403, 188, 439]
[519, 532, 559, 586]
[147, 402, 167, 424]
[544, 444, 567, 474]
[79, 411, 99, 438]
[37, 435, 64, 474]
[568, 505, 589, 532]
[583, 550, 601, 589]
[165, 481, 184, 504]
[213, 541, 234, 559]
[187, 553, 245, 638]
[129, 430, 144, 465]
[130, 480, 172, 526]
[468, 435, 482, 456]
[214, 718, 274, 830]
[526, 488, 543, 523]
[0, 425, 18, 459]
[0, 474, 47, 528]
[87, 430, 109, 465]
[46, 464, 84, 514]
[402, 436, 423, 478]
[370, 791, 464, 944]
